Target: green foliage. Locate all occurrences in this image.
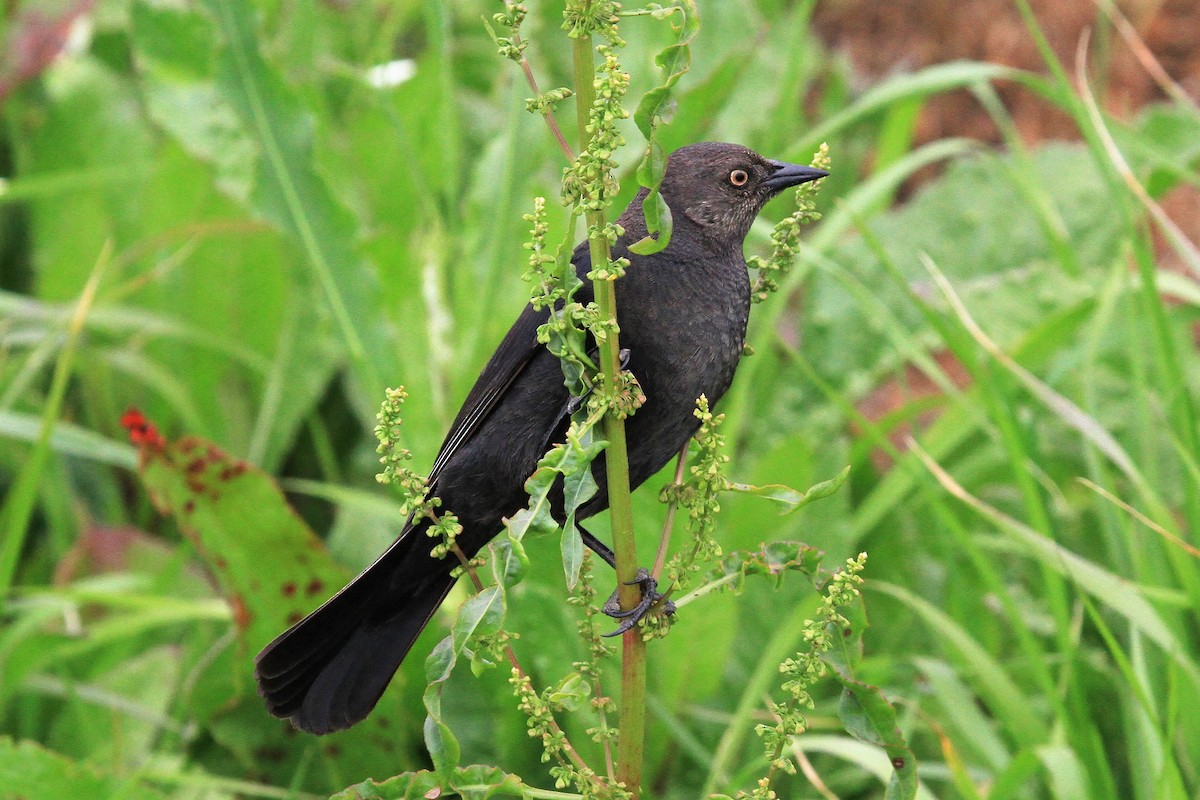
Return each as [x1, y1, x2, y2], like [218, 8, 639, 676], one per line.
[4, 0, 1200, 799]
[0, 736, 167, 800]
[330, 764, 527, 800]
[131, 418, 415, 787]
[628, 0, 700, 256]
[661, 395, 731, 590]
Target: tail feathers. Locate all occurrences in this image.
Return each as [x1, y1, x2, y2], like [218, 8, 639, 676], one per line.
[254, 532, 456, 734]
[292, 584, 453, 734]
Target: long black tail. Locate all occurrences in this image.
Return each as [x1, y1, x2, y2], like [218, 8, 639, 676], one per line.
[254, 528, 455, 734]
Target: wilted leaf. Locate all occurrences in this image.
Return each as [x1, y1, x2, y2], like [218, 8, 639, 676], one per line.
[127, 418, 411, 787]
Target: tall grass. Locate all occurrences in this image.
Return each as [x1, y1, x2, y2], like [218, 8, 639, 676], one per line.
[1, 1, 1198, 798]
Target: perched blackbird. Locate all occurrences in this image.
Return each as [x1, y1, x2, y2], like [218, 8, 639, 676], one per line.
[255, 142, 827, 734]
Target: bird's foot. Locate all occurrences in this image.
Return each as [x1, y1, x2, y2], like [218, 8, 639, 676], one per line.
[601, 567, 675, 637]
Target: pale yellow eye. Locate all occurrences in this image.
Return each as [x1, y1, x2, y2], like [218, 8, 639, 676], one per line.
[729, 169, 749, 187]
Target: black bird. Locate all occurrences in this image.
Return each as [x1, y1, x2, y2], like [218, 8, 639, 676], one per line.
[255, 142, 827, 734]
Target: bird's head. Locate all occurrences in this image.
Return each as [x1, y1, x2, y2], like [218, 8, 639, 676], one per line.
[657, 142, 828, 244]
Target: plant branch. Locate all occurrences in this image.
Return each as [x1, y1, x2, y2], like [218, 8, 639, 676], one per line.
[651, 442, 690, 580]
[512, 31, 576, 162]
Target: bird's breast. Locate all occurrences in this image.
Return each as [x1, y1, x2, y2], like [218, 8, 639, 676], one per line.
[612, 251, 750, 485]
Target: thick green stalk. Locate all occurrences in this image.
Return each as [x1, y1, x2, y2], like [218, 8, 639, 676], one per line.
[571, 31, 645, 797]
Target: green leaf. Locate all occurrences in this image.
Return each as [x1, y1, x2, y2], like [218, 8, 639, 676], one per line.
[490, 535, 529, 589]
[632, 1, 699, 140]
[560, 521, 584, 590]
[630, 0, 699, 254]
[785, 61, 1018, 160]
[131, 424, 411, 786]
[0, 410, 135, 469]
[0, 736, 167, 800]
[331, 769, 442, 800]
[727, 465, 850, 514]
[628, 187, 674, 256]
[445, 764, 527, 799]
[709, 541, 824, 593]
[507, 418, 607, 551]
[503, 503, 558, 542]
[560, 429, 600, 588]
[330, 765, 526, 800]
[422, 638, 461, 780]
[543, 671, 589, 712]
[131, 0, 391, 412]
[422, 587, 505, 778]
[824, 601, 919, 800]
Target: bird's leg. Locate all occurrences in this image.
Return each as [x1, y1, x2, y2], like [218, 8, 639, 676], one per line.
[566, 348, 631, 415]
[580, 525, 617, 569]
[578, 522, 675, 637]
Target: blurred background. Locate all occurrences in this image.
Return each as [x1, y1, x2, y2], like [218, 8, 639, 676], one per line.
[1, 0, 1199, 798]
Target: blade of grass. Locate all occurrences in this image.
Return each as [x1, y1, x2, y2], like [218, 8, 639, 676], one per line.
[0, 243, 110, 593]
[912, 442, 1200, 691]
[0, 411, 136, 468]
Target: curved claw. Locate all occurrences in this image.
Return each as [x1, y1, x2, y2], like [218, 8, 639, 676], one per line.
[600, 568, 674, 637]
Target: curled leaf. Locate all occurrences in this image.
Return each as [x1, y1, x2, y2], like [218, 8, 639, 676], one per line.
[630, 0, 698, 254]
[710, 541, 824, 592]
[423, 587, 506, 778]
[727, 465, 850, 514]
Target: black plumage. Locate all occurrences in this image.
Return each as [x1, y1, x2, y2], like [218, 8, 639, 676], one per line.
[254, 142, 827, 734]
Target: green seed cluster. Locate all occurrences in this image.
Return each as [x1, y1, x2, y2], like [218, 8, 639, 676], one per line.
[561, 0, 621, 40]
[735, 777, 779, 800]
[567, 553, 619, 751]
[374, 387, 428, 509]
[603, 369, 645, 420]
[663, 395, 729, 589]
[510, 668, 629, 799]
[526, 86, 574, 114]
[749, 142, 830, 303]
[756, 552, 868, 775]
[522, 197, 596, 396]
[373, 386, 462, 560]
[491, 2, 528, 60]
[562, 45, 629, 213]
[522, 197, 560, 306]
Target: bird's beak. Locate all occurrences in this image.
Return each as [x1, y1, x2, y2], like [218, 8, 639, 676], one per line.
[762, 160, 829, 191]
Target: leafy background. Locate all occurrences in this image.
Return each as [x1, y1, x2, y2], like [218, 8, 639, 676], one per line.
[2, 0, 1199, 798]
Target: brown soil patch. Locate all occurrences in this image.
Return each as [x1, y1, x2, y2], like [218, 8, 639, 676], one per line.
[812, 0, 1200, 144]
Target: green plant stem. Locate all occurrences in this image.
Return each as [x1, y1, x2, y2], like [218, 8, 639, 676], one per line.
[571, 31, 645, 798]
[512, 31, 575, 162]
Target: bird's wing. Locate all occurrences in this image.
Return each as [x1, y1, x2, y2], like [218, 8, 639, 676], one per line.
[427, 246, 593, 486]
